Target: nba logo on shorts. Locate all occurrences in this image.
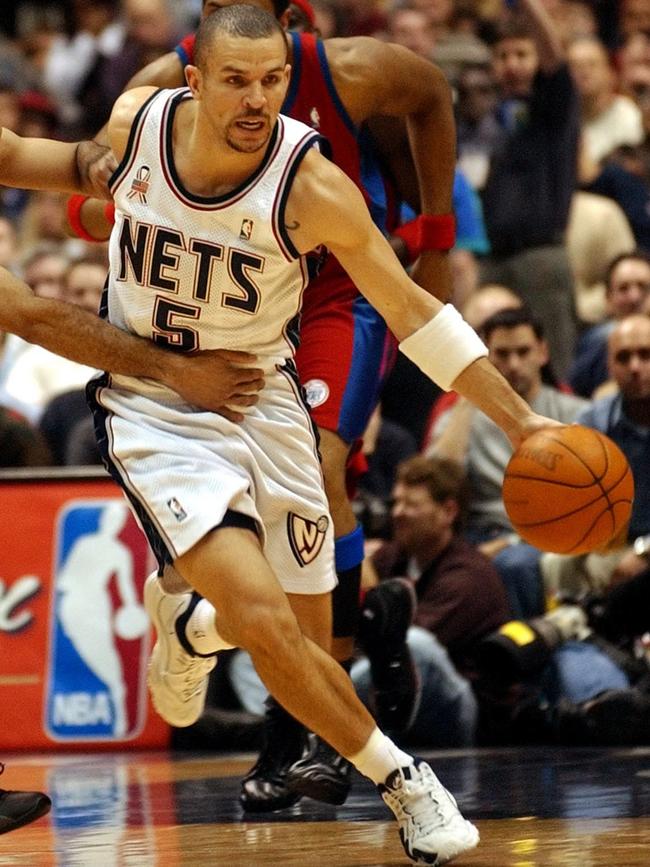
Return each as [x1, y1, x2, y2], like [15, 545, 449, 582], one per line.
[45, 500, 152, 741]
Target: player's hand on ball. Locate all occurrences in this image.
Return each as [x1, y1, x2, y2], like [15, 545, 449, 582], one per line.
[503, 425, 634, 555]
[509, 413, 565, 450]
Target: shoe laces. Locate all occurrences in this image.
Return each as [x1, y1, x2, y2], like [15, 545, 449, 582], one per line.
[171, 649, 214, 700]
[385, 763, 455, 835]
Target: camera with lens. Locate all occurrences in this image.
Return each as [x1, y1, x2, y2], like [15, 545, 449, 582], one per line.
[477, 604, 592, 685]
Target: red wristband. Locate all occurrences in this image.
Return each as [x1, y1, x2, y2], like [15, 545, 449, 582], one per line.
[393, 213, 457, 262]
[66, 194, 98, 243]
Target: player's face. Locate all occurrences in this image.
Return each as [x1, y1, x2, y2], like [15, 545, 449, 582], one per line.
[492, 38, 539, 97]
[190, 31, 290, 153]
[390, 483, 454, 551]
[487, 324, 548, 399]
[202, 0, 277, 21]
[607, 258, 650, 319]
[608, 318, 650, 399]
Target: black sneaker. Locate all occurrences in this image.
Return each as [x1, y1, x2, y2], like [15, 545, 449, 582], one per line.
[0, 764, 51, 835]
[555, 689, 650, 746]
[286, 732, 352, 805]
[357, 578, 419, 735]
[239, 697, 306, 813]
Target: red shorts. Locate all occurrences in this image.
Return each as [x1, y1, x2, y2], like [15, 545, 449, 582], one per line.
[295, 264, 396, 443]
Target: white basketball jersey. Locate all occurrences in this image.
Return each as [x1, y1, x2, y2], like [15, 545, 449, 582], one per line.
[107, 87, 320, 395]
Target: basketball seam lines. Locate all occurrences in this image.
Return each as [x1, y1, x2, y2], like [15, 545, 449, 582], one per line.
[504, 429, 633, 553]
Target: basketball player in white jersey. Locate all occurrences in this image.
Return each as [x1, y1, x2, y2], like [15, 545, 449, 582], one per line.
[0, 7, 564, 863]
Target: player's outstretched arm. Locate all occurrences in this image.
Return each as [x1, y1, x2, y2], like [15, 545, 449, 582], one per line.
[0, 128, 94, 196]
[0, 267, 264, 421]
[328, 38, 456, 300]
[341, 39, 455, 217]
[288, 152, 561, 448]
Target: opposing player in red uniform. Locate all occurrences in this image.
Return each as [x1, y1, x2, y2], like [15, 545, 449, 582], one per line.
[71, 0, 456, 813]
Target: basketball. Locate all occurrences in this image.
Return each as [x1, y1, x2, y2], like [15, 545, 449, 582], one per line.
[503, 425, 634, 555]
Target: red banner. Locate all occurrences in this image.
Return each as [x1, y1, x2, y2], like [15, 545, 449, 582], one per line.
[0, 475, 170, 750]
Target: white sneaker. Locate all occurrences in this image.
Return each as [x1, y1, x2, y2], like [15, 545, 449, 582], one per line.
[379, 759, 479, 865]
[144, 574, 217, 727]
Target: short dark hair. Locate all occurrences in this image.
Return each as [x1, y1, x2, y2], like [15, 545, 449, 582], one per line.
[480, 306, 545, 343]
[396, 455, 468, 517]
[195, 5, 287, 72]
[490, 15, 537, 47]
[605, 250, 650, 292]
[202, 1, 291, 17]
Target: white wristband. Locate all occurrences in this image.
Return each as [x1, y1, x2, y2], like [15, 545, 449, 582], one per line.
[399, 304, 488, 391]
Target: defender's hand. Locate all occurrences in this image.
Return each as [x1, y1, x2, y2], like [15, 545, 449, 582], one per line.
[76, 140, 118, 199]
[166, 349, 265, 422]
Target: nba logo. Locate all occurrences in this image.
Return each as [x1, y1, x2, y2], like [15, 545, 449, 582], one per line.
[45, 500, 153, 741]
[240, 218, 254, 240]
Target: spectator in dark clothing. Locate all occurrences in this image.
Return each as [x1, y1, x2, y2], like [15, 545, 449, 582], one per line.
[455, 62, 501, 192]
[351, 455, 510, 747]
[78, 0, 182, 131]
[350, 404, 418, 540]
[63, 413, 101, 466]
[39, 389, 90, 466]
[479, 0, 580, 377]
[584, 157, 650, 254]
[544, 313, 650, 599]
[356, 405, 418, 502]
[0, 406, 51, 467]
[568, 250, 650, 397]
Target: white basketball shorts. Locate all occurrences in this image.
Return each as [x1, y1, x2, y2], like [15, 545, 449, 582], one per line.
[89, 361, 336, 595]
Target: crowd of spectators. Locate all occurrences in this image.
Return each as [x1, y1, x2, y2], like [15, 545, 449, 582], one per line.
[1, 0, 650, 749]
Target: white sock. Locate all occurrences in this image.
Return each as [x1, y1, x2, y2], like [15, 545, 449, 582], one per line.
[347, 727, 414, 785]
[184, 598, 235, 656]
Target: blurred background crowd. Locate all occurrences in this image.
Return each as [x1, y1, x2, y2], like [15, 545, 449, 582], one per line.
[1, 0, 650, 750]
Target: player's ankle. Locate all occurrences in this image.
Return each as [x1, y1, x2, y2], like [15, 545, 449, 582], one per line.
[347, 727, 413, 785]
[182, 596, 234, 656]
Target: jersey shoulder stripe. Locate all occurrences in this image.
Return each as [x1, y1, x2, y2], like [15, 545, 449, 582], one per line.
[272, 133, 322, 260]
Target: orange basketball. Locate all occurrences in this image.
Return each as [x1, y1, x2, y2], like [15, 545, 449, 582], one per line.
[503, 425, 634, 555]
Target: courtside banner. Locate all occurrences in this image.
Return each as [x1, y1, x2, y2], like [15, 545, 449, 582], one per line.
[0, 474, 170, 750]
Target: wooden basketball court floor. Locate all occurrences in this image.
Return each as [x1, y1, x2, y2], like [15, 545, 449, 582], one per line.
[1, 746, 649, 865]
